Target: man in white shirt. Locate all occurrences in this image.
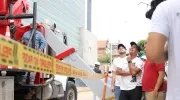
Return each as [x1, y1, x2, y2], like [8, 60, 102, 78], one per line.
[146, 0, 180, 99]
[111, 43, 127, 100]
[117, 42, 143, 100]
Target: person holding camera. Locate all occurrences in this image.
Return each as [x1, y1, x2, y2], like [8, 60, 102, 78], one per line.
[145, 0, 180, 99]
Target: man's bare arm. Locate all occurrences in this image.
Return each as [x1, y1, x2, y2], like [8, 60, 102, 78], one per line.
[146, 33, 167, 63]
[116, 68, 131, 76]
[128, 63, 141, 76]
[154, 71, 165, 91]
[111, 71, 116, 87]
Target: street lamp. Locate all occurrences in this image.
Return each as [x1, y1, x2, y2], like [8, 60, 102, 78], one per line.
[138, 1, 150, 33]
[138, 2, 150, 6]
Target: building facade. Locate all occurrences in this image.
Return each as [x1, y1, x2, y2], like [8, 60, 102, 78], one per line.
[23, 0, 86, 54]
[80, 27, 97, 66]
[97, 40, 109, 58]
[111, 43, 120, 59]
[110, 40, 121, 59]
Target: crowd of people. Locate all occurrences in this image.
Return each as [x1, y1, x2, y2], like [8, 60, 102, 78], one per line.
[110, 42, 167, 100]
[109, 0, 180, 99]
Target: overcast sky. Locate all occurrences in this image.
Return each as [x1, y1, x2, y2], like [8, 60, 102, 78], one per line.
[91, 0, 151, 48]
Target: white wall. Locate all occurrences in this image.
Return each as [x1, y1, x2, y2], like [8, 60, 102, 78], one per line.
[80, 27, 97, 66]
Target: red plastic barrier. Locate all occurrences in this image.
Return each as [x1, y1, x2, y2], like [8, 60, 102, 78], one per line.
[55, 48, 75, 60]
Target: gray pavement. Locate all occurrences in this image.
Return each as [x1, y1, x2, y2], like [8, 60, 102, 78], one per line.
[77, 87, 93, 100]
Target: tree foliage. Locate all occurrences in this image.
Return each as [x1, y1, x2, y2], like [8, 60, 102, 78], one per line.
[137, 40, 146, 57]
[98, 53, 111, 63]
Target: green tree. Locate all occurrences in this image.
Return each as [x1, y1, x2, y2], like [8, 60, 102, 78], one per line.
[98, 53, 111, 63]
[137, 40, 146, 56]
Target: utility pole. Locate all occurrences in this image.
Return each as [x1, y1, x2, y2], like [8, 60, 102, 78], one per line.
[87, 0, 92, 32]
[110, 42, 112, 65]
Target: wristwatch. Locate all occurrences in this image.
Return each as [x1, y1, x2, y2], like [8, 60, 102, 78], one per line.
[128, 61, 132, 64]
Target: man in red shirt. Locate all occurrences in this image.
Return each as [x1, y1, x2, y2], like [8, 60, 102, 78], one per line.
[142, 42, 167, 100]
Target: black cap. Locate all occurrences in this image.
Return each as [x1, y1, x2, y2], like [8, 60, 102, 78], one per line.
[118, 44, 126, 50]
[130, 42, 141, 52]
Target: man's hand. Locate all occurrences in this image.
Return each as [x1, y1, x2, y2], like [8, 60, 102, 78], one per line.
[116, 67, 131, 76]
[22, 39, 28, 45]
[153, 90, 158, 98]
[116, 68, 120, 74]
[116, 68, 123, 74]
[111, 86, 115, 92]
[126, 55, 132, 62]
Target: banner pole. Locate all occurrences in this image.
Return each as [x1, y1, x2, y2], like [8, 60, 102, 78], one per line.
[102, 66, 109, 100]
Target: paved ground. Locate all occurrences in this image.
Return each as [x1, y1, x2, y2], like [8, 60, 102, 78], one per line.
[77, 87, 94, 100]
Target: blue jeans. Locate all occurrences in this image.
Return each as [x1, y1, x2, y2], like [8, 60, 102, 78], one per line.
[115, 86, 121, 100]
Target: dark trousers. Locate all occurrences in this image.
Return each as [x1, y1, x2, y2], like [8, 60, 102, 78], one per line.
[119, 86, 142, 100]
